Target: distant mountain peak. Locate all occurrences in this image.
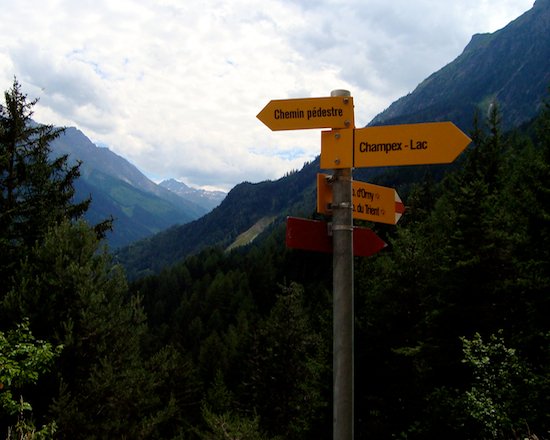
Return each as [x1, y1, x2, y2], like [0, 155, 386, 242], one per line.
[463, 33, 492, 52]
[159, 179, 226, 212]
[162, 178, 190, 189]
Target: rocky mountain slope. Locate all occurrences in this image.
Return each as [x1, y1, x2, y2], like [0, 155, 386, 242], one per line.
[51, 127, 207, 248]
[370, 0, 550, 129]
[159, 178, 226, 212]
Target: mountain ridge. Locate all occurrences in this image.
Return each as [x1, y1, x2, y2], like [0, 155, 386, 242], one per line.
[50, 127, 209, 247]
[159, 178, 226, 212]
[116, 0, 550, 275]
[370, 0, 550, 129]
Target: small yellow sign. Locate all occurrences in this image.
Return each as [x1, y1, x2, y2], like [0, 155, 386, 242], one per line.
[354, 121, 471, 167]
[257, 96, 355, 131]
[317, 174, 405, 225]
[320, 128, 353, 169]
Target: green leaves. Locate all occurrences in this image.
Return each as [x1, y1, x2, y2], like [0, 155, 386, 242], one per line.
[0, 320, 60, 412]
[460, 331, 544, 439]
[200, 406, 274, 440]
[354, 103, 550, 437]
[0, 318, 62, 437]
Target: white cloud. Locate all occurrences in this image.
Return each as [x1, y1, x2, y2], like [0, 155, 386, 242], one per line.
[0, 0, 535, 191]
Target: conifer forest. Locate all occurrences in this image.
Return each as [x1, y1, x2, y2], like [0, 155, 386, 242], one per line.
[1, 78, 550, 439]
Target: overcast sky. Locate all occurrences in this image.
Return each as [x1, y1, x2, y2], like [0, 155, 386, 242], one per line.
[0, 0, 535, 191]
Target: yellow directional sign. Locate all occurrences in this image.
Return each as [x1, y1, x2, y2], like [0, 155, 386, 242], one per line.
[257, 96, 355, 131]
[317, 174, 405, 225]
[354, 122, 471, 167]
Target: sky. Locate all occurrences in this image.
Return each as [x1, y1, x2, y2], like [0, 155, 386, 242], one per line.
[0, 0, 535, 192]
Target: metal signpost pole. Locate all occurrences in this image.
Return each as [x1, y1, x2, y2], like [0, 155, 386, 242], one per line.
[258, 89, 470, 440]
[330, 89, 354, 440]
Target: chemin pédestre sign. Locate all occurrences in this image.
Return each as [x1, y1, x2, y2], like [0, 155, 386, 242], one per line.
[256, 96, 355, 131]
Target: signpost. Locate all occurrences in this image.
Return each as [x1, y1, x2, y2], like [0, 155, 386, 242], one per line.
[317, 173, 405, 225]
[258, 91, 470, 440]
[354, 121, 471, 167]
[257, 96, 355, 131]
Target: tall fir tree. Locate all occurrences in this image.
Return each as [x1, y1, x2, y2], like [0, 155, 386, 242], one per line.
[0, 79, 187, 438]
[0, 78, 93, 298]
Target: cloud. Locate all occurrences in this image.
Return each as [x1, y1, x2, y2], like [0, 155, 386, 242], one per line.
[0, 0, 534, 191]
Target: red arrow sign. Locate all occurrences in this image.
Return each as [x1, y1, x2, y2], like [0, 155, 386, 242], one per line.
[285, 217, 386, 257]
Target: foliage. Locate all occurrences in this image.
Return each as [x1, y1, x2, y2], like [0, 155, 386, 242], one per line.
[199, 406, 275, 440]
[132, 246, 331, 439]
[4, 219, 201, 438]
[460, 331, 538, 439]
[0, 319, 61, 438]
[198, 375, 276, 440]
[3, 78, 550, 438]
[355, 104, 550, 438]
[243, 283, 328, 439]
[0, 78, 94, 290]
[126, 101, 550, 439]
[0, 79, 192, 438]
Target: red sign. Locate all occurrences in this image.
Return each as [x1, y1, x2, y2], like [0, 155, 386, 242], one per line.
[285, 217, 386, 257]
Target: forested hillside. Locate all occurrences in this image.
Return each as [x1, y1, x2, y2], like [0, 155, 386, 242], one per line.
[128, 105, 550, 439]
[116, 161, 322, 279]
[2, 73, 549, 438]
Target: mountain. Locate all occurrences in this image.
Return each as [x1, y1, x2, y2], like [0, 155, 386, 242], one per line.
[50, 127, 208, 248]
[116, 161, 320, 278]
[370, 0, 550, 129]
[116, 157, 414, 279]
[159, 178, 226, 211]
[116, 0, 550, 277]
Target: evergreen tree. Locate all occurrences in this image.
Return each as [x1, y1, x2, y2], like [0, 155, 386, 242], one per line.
[3, 220, 200, 438]
[0, 79, 192, 438]
[354, 106, 550, 438]
[0, 78, 91, 294]
[244, 283, 329, 439]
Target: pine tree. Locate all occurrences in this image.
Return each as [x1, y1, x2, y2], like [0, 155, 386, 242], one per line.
[3, 220, 198, 438]
[244, 283, 328, 439]
[0, 79, 187, 438]
[0, 78, 92, 299]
